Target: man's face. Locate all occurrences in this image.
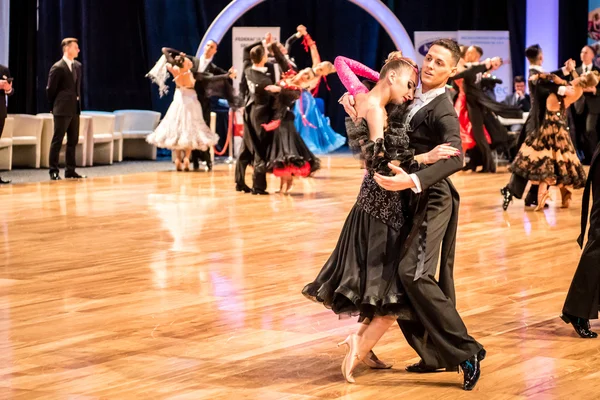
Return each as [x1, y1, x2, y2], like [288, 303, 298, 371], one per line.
[66, 42, 80, 59]
[464, 46, 480, 63]
[514, 81, 525, 94]
[581, 46, 595, 65]
[421, 45, 457, 88]
[204, 41, 218, 59]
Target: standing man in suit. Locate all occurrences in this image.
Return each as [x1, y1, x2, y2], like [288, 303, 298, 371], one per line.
[46, 38, 85, 180]
[0, 64, 13, 184]
[576, 45, 600, 164]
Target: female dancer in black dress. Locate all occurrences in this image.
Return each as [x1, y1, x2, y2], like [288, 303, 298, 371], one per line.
[303, 54, 454, 383]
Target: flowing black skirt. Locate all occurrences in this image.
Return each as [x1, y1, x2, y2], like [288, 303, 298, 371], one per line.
[302, 203, 413, 321]
[266, 111, 321, 177]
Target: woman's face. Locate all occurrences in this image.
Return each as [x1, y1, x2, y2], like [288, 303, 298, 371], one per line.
[388, 68, 418, 105]
[314, 62, 334, 77]
[292, 68, 315, 85]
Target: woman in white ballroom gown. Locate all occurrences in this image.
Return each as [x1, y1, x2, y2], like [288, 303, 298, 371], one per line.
[146, 53, 219, 171]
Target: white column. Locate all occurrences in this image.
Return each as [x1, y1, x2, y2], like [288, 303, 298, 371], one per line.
[526, 0, 559, 71]
[0, 0, 9, 66]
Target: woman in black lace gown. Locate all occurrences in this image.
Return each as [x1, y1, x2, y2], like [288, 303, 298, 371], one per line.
[510, 71, 599, 210]
[302, 55, 460, 383]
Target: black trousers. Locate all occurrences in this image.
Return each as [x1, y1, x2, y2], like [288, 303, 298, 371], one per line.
[585, 113, 599, 162]
[397, 182, 482, 368]
[562, 167, 600, 320]
[49, 115, 79, 174]
[234, 139, 266, 191]
[508, 116, 538, 201]
[467, 104, 493, 172]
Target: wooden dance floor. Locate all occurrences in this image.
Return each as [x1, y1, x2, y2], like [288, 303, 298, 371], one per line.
[0, 155, 596, 399]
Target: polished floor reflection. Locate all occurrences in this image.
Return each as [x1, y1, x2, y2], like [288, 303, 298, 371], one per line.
[0, 156, 596, 399]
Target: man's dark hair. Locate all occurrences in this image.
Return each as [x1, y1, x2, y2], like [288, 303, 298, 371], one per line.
[584, 44, 598, 56]
[250, 45, 265, 65]
[514, 75, 525, 84]
[431, 38, 461, 65]
[471, 45, 484, 57]
[61, 38, 78, 51]
[525, 44, 542, 64]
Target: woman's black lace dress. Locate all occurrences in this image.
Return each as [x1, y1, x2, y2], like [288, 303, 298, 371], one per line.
[302, 114, 421, 321]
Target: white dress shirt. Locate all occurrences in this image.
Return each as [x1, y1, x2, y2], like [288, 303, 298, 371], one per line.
[582, 63, 594, 74]
[405, 86, 447, 193]
[199, 55, 212, 73]
[63, 56, 74, 72]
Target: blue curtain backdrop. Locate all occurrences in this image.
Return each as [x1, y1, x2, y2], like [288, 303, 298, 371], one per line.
[10, 0, 533, 135]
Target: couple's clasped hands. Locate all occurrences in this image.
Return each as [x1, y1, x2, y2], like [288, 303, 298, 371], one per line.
[339, 94, 460, 192]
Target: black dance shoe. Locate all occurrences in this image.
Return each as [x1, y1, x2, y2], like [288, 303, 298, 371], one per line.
[252, 189, 269, 196]
[50, 172, 62, 181]
[235, 184, 252, 193]
[406, 361, 458, 373]
[0, 176, 10, 184]
[65, 172, 87, 179]
[460, 348, 486, 391]
[500, 187, 513, 211]
[560, 314, 598, 338]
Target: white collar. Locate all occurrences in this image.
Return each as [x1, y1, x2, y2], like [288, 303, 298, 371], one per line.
[252, 66, 268, 73]
[63, 56, 74, 67]
[200, 55, 212, 65]
[415, 86, 446, 101]
[583, 63, 594, 70]
[530, 65, 544, 72]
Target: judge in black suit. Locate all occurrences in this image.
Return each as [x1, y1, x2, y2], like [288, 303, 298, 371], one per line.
[0, 64, 13, 184]
[502, 75, 531, 132]
[162, 42, 237, 171]
[342, 39, 485, 391]
[501, 44, 571, 210]
[235, 42, 288, 194]
[575, 45, 600, 164]
[561, 143, 600, 338]
[46, 38, 85, 180]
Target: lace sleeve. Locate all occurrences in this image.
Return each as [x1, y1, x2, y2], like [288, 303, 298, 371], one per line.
[334, 56, 379, 96]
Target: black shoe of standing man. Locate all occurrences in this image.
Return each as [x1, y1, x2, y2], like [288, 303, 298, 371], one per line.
[0, 176, 10, 184]
[65, 171, 87, 179]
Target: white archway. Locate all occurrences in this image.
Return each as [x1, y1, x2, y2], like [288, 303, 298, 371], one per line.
[196, 0, 415, 59]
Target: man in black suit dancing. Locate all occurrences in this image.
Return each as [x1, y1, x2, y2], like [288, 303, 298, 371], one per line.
[0, 63, 13, 184]
[46, 38, 85, 180]
[342, 39, 485, 391]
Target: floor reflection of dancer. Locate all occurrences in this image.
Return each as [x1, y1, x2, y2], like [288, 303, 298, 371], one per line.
[561, 143, 600, 338]
[284, 25, 346, 154]
[303, 54, 424, 383]
[510, 71, 596, 210]
[146, 54, 219, 171]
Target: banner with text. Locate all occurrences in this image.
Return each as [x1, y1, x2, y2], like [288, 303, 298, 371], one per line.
[458, 31, 512, 101]
[588, 0, 600, 66]
[413, 31, 458, 67]
[232, 27, 280, 92]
